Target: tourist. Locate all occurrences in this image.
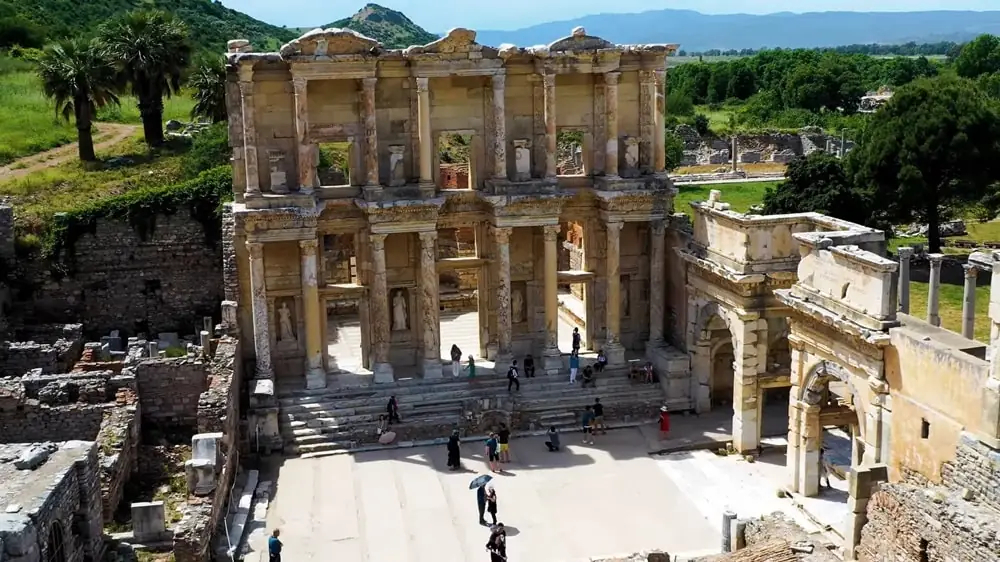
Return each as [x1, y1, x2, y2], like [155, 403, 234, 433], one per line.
[569, 350, 580, 383]
[477, 481, 488, 525]
[592, 398, 606, 434]
[497, 422, 511, 463]
[644, 361, 654, 384]
[595, 349, 607, 373]
[820, 449, 831, 488]
[486, 522, 507, 561]
[659, 406, 671, 440]
[465, 354, 477, 378]
[485, 432, 500, 472]
[581, 405, 595, 444]
[451, 344, 463, 377]
[268, 529, 282, 562]
[376, 414, 388, 436]
[572, 327, 581, 353]
[523, 353, 536, 378]
[545, 426, 561, 451]
[485, 485, 499, 526]
[447, 429, 461, 471]
[581, 364, 595, 388]
[386, 396, 401, 424]
[507, 361, 520, 392]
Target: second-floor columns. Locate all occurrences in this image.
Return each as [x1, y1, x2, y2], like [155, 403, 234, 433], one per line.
[416, 77, 433, 186]
[362, 77, 380, 188]
[639, 70, 657, 172]
[238, 65, 260, 196]
[492, 73, 508, 179]
[654, 70, 667, 174]
[543, 73, 557, 179]
[604, 72, 620, 177]
[292, 77, 316, 192]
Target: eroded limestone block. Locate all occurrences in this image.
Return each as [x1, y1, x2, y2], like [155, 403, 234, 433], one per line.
[268, 150, 288, 194]
[389, 145, 406, 187]
[227, 39, 251, 54]
[191, 432, 223, 465]
[131, 501, 169, 542]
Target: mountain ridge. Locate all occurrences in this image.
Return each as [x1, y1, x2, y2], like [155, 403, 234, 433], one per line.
[324, 3, 437, 49]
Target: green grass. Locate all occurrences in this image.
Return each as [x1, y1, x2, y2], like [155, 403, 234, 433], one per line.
[909, 280, 990, 342]
[95, 90, 196, 125]
[674, 181, 777, 214]
[0, 67, 77, 166]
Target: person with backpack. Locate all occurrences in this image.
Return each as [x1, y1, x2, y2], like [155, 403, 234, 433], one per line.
[507, 360, 520, 392]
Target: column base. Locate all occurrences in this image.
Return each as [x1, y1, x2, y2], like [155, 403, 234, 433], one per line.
[418, 182, 436, 198]
[254, 365, 274, 380]
[299, 185, 315, 195]
[732, 407, 761, 454]
[604, 342, 625, 367]
[363, 184, 384, 201]
[305, 367, 326, 390]
[542, 347, 562, 374]
[495, 353, 513, 370]
[421, 359, 443, 379]
[373, 362, 394, 384]
[486, 343, 499, 361]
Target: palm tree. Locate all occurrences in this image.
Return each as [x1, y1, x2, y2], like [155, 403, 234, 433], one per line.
[100, 10, 191, 147]
[36, 39, 120, 162]
[189, 56, 228, 123]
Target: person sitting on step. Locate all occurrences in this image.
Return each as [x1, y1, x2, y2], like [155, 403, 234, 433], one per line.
[581, 364, 596, 388]
[523, 354, 536, 378]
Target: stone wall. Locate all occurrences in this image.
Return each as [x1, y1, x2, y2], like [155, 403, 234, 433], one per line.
[96, 403, 141, 522]
[0, 398, 107, 443]
[15, 213, 223, 339]
[0, 324, 84, 378]
[133, 357, 210, 434]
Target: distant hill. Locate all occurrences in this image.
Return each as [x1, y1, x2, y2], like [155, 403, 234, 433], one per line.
[472, 10, 1000, 51]
[0, 0, 297, 53]
[325, 3, 437, 49]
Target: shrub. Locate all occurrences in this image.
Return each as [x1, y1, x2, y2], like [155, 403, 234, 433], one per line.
[693, 114, 711, 135]
[180, 123, 229, 179]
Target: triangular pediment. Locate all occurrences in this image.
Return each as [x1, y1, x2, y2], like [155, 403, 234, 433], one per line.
[548, 26, 615, 52]
[280, 28, 383, 58]
[411, 28, 481, 54]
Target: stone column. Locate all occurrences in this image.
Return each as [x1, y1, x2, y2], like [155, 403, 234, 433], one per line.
[653, 70, 666, 173]
[292, 77, 315, 193]
[604, 221, 625, 366]
[648, 220, 666, 345]
[604, 72, 620, 177]
[543, 73, 557, 179]
[299, 239, 325, 389]
[419, 231, 442, 378]
[492, 74, 507, 180]
[798, 402, 822, 497]
[639, 70, 656, 171]
[370, 233, 393, 382]
[786, 391, 803, 489]
[495, 227, 513, 363]
[927, 253, 944, 327]
[543, 225, 562, 373]
[238, 66, 260, 196]
[246, 242, 272, 378]
[732, 318, 764, 453]
[897, 247, 914, 314]
[963, 263, 979, 340]
[361, 77, 380, 189]
[416, 77, 433, 187]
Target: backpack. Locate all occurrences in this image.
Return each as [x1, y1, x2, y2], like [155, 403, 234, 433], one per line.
[508, 366, 518, 379]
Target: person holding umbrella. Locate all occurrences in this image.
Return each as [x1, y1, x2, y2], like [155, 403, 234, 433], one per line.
[469, 474, 494, 526]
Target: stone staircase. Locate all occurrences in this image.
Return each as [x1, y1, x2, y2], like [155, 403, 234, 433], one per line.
[276, 358, 688, 456]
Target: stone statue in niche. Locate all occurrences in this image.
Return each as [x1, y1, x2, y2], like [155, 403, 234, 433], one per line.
[278, 299, 296, 342]
[389, 145, 406, 187]
[513, 139, 531, 181]
[268, 150, 288, 193]
[622, 137, 639, 177]
[392, 289, 409, 331]
[511, 289, 524, 324]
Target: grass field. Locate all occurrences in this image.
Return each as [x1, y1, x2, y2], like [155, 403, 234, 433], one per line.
[692, 105, 736, 130]
[674, 180, 777, 214]
[909, 280, 990, 342]
[95, 91, 196, 125]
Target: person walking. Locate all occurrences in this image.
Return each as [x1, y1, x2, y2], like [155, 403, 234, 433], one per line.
[658, 405, 671, 440]
[592, 397, 606, 434]
[485, 485, 499, 526]
[447, 430, 461, 471]
[268, 529, 283, 562]
[569, 351, 580, 384]
[486, 522, 507, 561]
[820, 448, 831, 489]
[545, 426, 561, 451]
[386, 396, 401, 424]
[572, 327, 581, 353]
[581, 405, 595, 444]
[507, 361, 520, 392]
[464, 354, 477, 378]
[485, 432, 500, 472]
[451, 344, 463, 377]
[477, 482, 488, 526]
[497, 423, 511, 463]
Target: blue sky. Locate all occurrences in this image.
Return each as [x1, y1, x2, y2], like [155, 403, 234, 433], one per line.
[227, 0, 1000, 31]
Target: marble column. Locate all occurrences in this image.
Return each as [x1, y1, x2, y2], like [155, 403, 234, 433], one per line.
[604, 72, 620, 177]
[648, 220, 666, 345]
[927, 253, 944, 327]
[604, 221, 625, 366]
[416, 77, 433, 187]
[495, 227, 513, 363]
[639, 70, 656, 171]
[238, 66, 260, 196]
[542, 225, 562, 373]
[299, 239, 325, 389]
[361, 77, 380, 189]
[370, 233, 393, 382]
[653, 70, 666, 174]
[543, 73, 557, 179]
[246, 242, 272, 378]
[419, 231, 443, 378]
[963, 263, 979, 340]
[897, 247, 914, 314]
[492, 74, 507, 180]
[292, 77, 315, 193]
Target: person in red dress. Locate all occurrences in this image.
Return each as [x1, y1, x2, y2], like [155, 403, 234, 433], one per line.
[659, 406, 671, 440]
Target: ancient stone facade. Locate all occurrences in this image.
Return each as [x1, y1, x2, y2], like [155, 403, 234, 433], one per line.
[133, 358, 210, 433]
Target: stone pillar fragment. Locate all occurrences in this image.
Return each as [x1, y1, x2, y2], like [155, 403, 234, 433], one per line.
[292, 77, 316, 192]
[798, 402, 822, 496]
[648, 220, 666, 345]
[543, 73, 557, 179]
[492, 74, 507, 180]
[416, 77, 433, 187]
[495, 227, 513, 363]
[543, 225, 562, 373]
[963, 263, 979, 340]
[927, 253, 944, 327]
[604, 221, 625, 366]
[419, 231, 442, 378]
[653, 70, 667, 173]
[247, 242, 272, 378]
[604, 72, 620, 177]
[239, 65, 260, 196]
[897, 247, 913, 314]
[370, 234, 393, 381]
[300, 239, 325, 389]
[361, 77, 380, 189]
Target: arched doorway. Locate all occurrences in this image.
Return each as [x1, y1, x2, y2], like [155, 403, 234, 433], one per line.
[46, 521, 65, 562]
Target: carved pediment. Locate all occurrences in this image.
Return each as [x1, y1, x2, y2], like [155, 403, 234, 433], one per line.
[280, 28, 383, 58]
[414, 28, 479, 54]
[548, 26, 615, 52]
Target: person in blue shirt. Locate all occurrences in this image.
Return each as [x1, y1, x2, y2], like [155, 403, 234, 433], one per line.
[569, 351, 580, 383]
[485, 432, 500, 472]
[268, 528, 282, 562]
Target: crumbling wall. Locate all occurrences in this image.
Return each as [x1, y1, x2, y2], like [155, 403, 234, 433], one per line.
[0, 395, 107, 443]
[0, 325, 84, 378]
[134, 357, 210, 434]
[96, 400, 140, 522]
[940, 433, 1000, 513]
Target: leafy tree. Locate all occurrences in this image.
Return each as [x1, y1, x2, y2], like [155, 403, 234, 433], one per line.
[663, 130, 685, 172]
[850, 76, 1000, 252]
[0, 16, 43, 49]
[36, 39, 120, 161]
[762, 152, 870, 225]
[101, 10, 192, 147]
[706, 65, 731, 104]
[955, 34, 1000, 79]
[665, 89, 695, 116]
[726, 62, 757, 100]
[181, 122, 230, 178]
[693, 114, 710, 136]
[189, 56, 227, 123]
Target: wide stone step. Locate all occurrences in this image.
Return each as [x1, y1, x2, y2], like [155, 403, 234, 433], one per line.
[286, 440, 352, 455]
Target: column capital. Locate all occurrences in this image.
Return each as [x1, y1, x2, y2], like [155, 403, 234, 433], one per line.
[370, 233, 387, 251]
[419, 230, 438, 245]
[964, 263, 980, 279]
[362, 76, 377, 90]
[494, 226, 512, 244]
[415, 76, 429, 92]
[897, 246, 915, 259]
[639, 69, 655, 84]
[606, 221, 624, 235]
[299, 238, 318, 255]
[492, 73, 506, 90]
[543, 224, 560, 241]
[246, 241, 264, 259]
[604, 71, 621, 86]
[928, 253, 945, 264]
[653, 69, 666, 81]
[542, 73, 556, 88]
[292, 76, 308, 91]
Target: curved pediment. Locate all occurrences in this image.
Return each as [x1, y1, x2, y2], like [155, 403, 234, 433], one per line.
[548, 26, 615, 52]
[280, 28, 383, 58]
[409, 28, 480, 54]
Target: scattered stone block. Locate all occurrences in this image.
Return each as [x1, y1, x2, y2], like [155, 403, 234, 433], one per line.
[131, 501, 169, 543]
[185, 459, 216, 496]
[14, 443, 57, 470]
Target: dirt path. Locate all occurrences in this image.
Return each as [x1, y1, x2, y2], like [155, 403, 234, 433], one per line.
[0, 123, 139, 183]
